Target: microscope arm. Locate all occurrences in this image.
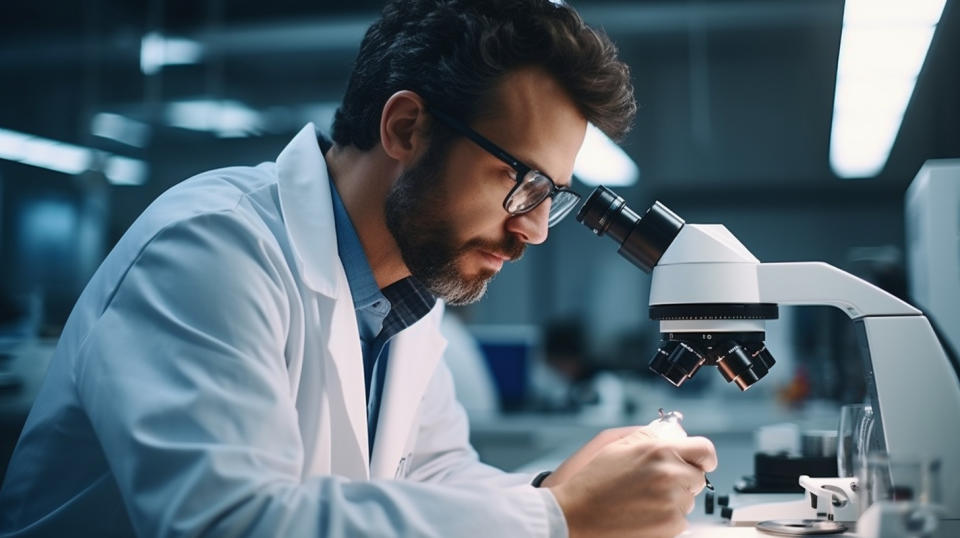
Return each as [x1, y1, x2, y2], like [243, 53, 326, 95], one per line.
[758, 262, 960, 520]
[757, 262, 920, 319]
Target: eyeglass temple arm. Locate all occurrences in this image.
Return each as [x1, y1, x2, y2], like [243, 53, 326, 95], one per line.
[428, 108, 528, 174]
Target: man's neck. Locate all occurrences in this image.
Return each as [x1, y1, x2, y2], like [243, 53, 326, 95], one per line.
[324, 143, 411, 289]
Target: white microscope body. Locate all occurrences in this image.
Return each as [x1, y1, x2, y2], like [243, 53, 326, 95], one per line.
[577, 186, 960, 533]
[655, 223, 960, 531]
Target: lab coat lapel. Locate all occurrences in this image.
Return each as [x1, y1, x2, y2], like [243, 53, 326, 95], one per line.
[276, 123, 339, 297]
[370, 305, 447, 479]
[319, 283, 370, 477]
[277, 123, 369, 477]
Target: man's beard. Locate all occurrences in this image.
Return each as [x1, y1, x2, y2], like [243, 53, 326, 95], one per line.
[385, 145, 525, 305]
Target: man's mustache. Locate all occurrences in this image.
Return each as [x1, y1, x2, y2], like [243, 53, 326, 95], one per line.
[462, 235, 526, 262]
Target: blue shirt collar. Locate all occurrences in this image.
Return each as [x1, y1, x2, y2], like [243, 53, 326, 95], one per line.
[329, 179, 388, 313]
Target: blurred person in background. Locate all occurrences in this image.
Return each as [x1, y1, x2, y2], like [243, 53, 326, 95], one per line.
[0, 1, 715, 537]
[438, 311, 498, 417]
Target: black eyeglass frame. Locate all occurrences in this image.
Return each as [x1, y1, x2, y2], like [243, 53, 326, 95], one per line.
[428, 107, 581, 226]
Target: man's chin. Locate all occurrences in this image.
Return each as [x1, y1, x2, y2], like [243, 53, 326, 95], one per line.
[442, 282, 489, 305]
[426, 270, 494, 306]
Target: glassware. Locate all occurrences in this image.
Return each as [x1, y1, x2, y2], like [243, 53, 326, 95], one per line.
[859, 453, 942, 537]
[837, 403, 874, 477]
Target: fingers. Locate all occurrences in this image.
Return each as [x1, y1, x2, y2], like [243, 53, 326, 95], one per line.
[622, 426, 659, 443]
[685, 468, 707, 495]
[666, 459, 707, 495]
[603, 425, 649, 443]
[670, 436, 718, 472]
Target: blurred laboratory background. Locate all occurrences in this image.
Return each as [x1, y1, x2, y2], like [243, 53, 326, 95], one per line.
[2, 0, 959, 490]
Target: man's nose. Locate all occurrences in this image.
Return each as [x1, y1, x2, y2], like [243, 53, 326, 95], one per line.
[505, 199, 550, 245]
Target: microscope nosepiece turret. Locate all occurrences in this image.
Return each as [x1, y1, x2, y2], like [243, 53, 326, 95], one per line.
[649, 304, 779, 391]
[649, 331, 777, 391]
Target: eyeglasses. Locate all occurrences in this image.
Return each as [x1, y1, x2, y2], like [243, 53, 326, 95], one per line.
[429, 107, 582, 228]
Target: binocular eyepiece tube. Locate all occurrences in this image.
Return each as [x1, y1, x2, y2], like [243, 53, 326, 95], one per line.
[576, 186, 684, 272]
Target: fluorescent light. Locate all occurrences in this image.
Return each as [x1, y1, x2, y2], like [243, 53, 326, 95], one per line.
[165, 99, 264, 138]
[0, 128, 93, 174]
[829, 0, 946, 178]
[573, 123, 639, 186]
[297, 102, 340, 131]
[0, 126, 148, 185]
[140, 32, 204, 75]
[103, 155, 148, 186]
[91, 112, 152, 148]
[842, 0, 946, 25]
[836, 26, 937, 79]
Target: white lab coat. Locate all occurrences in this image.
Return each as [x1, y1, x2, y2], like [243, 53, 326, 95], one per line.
[0, 124, 565, 537]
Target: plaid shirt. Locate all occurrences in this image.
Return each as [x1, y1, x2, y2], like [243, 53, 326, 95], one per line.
[379, 277, 437, 339]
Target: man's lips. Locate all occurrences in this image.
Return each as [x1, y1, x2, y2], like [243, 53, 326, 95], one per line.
[478, 249, 509, 270]
[481, 250, 511, 262]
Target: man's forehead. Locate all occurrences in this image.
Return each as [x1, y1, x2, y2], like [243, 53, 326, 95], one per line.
[473, 68, 587, 183]
[485, 67, 572, 119]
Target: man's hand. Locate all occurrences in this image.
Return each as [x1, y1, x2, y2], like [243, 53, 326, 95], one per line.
[540, 426, 653, 488]
[548, 428, 717, 538]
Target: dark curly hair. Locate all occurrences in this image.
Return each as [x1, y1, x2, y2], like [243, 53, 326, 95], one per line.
[331, 0, 636, 150]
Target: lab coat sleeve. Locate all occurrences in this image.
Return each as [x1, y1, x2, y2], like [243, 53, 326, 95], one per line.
[405, 360, 568, 537]
[406, 360, 537, 486]
[74, 209, 562, 538]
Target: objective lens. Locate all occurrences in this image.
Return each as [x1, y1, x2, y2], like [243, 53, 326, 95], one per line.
[718, 344, 761, 390]
[649, 340, 705, 387]
[650, 333, 776, 391]
[716, 342, 775, 391]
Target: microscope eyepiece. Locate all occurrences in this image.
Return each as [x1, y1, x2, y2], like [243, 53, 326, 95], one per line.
[576, 186, 684, 272]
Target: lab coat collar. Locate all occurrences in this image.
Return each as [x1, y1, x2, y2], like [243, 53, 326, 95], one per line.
[276, 123, 341, 298]
[276, 124, 449, 478]
[277, 124, 370, 473]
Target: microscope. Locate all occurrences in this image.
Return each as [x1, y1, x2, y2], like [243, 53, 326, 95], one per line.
[577, 187, 960, 534]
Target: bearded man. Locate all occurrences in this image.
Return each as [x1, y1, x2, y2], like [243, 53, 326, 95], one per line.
[0, 1, 716, 536]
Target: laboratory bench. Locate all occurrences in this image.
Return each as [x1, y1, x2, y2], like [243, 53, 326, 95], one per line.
[6, 341, 926, 536]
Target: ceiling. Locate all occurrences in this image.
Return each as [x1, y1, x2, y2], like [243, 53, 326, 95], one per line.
[2, 0, 957, 326]
[1, 0, 958, 201]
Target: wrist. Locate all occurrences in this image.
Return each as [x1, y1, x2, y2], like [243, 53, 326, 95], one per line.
[548, 483, 583, 538]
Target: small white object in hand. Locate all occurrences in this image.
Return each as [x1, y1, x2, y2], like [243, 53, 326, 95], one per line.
[647, 408, 688, 441]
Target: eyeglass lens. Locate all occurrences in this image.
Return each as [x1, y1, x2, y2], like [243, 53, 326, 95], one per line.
[505, 171, 580, 227]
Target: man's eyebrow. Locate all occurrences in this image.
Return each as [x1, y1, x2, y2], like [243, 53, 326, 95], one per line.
[474, 125, 570, 186]
[513, 153, 570, 187]
[534, 163, 574, 189]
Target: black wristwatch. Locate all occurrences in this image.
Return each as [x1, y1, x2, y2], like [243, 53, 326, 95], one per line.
[531, 471, 552, 487]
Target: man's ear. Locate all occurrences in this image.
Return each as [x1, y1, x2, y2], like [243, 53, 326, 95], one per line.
[379, 90, 429, 165]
